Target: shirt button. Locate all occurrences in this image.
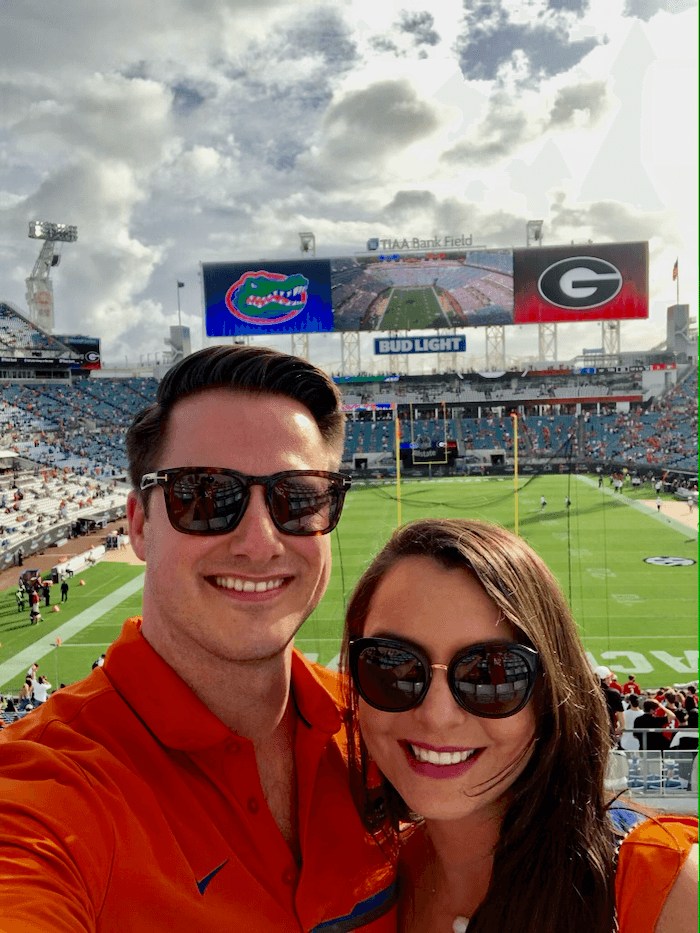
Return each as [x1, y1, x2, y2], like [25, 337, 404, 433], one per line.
[247, 797, 259, 814]
[282, 867, 296, 886]
[225, 740, 240, 754]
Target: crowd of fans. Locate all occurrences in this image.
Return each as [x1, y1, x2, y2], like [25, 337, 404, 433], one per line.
[0, 466, 127, 556]
[598, 668, 698, 754]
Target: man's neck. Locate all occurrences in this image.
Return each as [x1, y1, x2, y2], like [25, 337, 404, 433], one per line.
[140, 621, 295, 742]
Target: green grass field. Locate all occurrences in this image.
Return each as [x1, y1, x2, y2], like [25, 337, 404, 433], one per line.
[380, 287, 444, 330]
[0, 475, 696, 693]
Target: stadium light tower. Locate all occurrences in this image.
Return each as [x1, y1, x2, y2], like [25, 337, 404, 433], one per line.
[526, 220, 543, 247]
[298, 232, 316, 257]
[25, 221, 78, 333]
[526, 221, 556, 363]
[292, 232, 316, 361]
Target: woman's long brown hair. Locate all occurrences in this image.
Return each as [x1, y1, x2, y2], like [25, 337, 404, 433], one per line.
[340, 518, 618, 933]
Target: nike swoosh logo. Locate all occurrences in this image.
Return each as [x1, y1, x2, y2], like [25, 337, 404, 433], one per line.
[196, 859, 229, 895]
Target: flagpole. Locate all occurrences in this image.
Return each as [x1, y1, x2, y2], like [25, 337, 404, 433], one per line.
[512, 413, 519, 536]
[177, 281, 182, 329]
[676, 263, 680, 308]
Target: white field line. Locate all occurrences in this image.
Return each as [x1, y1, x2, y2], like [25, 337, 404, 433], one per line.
[0, 573, 144, 688]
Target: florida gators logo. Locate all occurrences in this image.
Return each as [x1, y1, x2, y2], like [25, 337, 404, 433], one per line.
[225, 271, 309, 325]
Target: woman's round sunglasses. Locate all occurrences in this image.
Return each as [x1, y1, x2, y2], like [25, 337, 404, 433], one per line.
[349, 636, 538, 718]
[140, 467, 351, 536]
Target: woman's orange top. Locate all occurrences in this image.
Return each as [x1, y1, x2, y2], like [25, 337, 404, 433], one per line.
[615, 812, 698, 932]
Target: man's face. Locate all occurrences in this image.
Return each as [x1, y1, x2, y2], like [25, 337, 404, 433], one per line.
[128, 389, 338, 666]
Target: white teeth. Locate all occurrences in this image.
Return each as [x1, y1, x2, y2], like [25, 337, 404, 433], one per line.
[214, 577, 284, 593]
[409, 745, 476, 766]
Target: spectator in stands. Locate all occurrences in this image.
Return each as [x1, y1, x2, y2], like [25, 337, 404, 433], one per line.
[31, 675, 51, 707]
[608, 672, 623, 694]
[0, 345, 395, 930]
[620, 694, 641, 750]
[342, 518, 697, 933]
[18, 679, 33, 712]
[622, 674, 642, 696]
[2, 700, 19, 726]
[634, 699, 673, 751]
[594, 666, 625, 745]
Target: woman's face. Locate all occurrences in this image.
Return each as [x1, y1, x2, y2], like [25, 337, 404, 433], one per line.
[358, 556, 537, 824]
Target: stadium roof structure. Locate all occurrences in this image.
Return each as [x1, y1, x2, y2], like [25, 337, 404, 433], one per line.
[0, 300, 77, 359]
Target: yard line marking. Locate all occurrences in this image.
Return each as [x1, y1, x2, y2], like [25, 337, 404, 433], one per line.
[0, 573, 144, 688]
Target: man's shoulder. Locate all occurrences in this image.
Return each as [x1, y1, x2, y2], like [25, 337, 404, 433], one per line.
[0, 669, 116, 751]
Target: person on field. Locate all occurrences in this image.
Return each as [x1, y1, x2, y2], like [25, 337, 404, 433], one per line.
[0, 346, 396, 932]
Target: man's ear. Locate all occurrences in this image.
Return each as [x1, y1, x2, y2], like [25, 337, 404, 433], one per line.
[127, 490, 147, 562]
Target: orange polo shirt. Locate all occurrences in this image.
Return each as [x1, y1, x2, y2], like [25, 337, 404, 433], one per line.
[0, 618, 396, 933]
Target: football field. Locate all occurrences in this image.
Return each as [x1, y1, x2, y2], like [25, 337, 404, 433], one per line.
[0, 475, 696, 692]
[379, 287, 445, 330]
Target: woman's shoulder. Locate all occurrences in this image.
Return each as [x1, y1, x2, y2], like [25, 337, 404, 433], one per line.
[612, 803, 698, 933]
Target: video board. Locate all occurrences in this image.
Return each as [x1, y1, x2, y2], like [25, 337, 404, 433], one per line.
[202, 242, 647, 337]
[203, 260, 333, 337]
[53, 335, 101, 369]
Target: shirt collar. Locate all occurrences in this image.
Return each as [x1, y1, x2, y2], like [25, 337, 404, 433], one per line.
[103, 618, 341, 751]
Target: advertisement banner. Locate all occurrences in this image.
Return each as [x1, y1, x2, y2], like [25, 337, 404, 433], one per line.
[374, 335, 466, 354]
[201, 241, 648, 336]
[512, 241, 648, 323]
[203, 260, 333, 336]
[53, 335, 102, 369]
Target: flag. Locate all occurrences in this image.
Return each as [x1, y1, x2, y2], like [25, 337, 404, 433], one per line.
[177, 281, 185, 288]
[672, 260, 678, 281]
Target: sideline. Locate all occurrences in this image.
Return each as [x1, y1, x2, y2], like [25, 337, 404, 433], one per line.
[575, 475, 698, 538]
[0, 572, 144, 689]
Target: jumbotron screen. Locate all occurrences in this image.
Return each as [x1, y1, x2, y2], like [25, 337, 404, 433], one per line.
[202, 241, 648, 336]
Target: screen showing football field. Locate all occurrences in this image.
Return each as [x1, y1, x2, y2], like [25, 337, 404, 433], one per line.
[331, 251, 514, 331]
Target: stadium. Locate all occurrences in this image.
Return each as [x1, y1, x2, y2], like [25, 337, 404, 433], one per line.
[0, 242, 697, 808]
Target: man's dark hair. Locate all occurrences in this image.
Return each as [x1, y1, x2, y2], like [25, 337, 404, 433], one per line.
[126, 345, 345, 510]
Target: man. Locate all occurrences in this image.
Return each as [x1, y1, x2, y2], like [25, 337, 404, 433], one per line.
[622, 674, 642, 696]
[60, 577, 69, 601]
[0, 346, 396, 932]
[594, 665, 625, 745]
[633, 699, 673, 751]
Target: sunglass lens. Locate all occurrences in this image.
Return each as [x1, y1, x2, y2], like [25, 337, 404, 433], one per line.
[169, 471, 246, 533]
[357, 644, 427, 711]
[451, 647, 532, 716]
[270, 475, 339, 535]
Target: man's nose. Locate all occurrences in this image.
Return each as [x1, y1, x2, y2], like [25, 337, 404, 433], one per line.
[226, 485, 284, 560]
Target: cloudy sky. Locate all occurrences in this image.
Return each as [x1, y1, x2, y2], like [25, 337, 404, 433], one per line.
[0, 0, 696, 373]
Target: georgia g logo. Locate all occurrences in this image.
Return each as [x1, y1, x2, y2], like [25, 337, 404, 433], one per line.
[538, 257, 623, 310]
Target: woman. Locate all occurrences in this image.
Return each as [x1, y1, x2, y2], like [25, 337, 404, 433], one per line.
[18, 678, 33, 711]
[621, 693, 641, 751]
[341, 519, 697, 933]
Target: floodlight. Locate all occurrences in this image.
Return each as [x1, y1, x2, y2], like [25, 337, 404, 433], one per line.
[28, 221, 78, 242]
